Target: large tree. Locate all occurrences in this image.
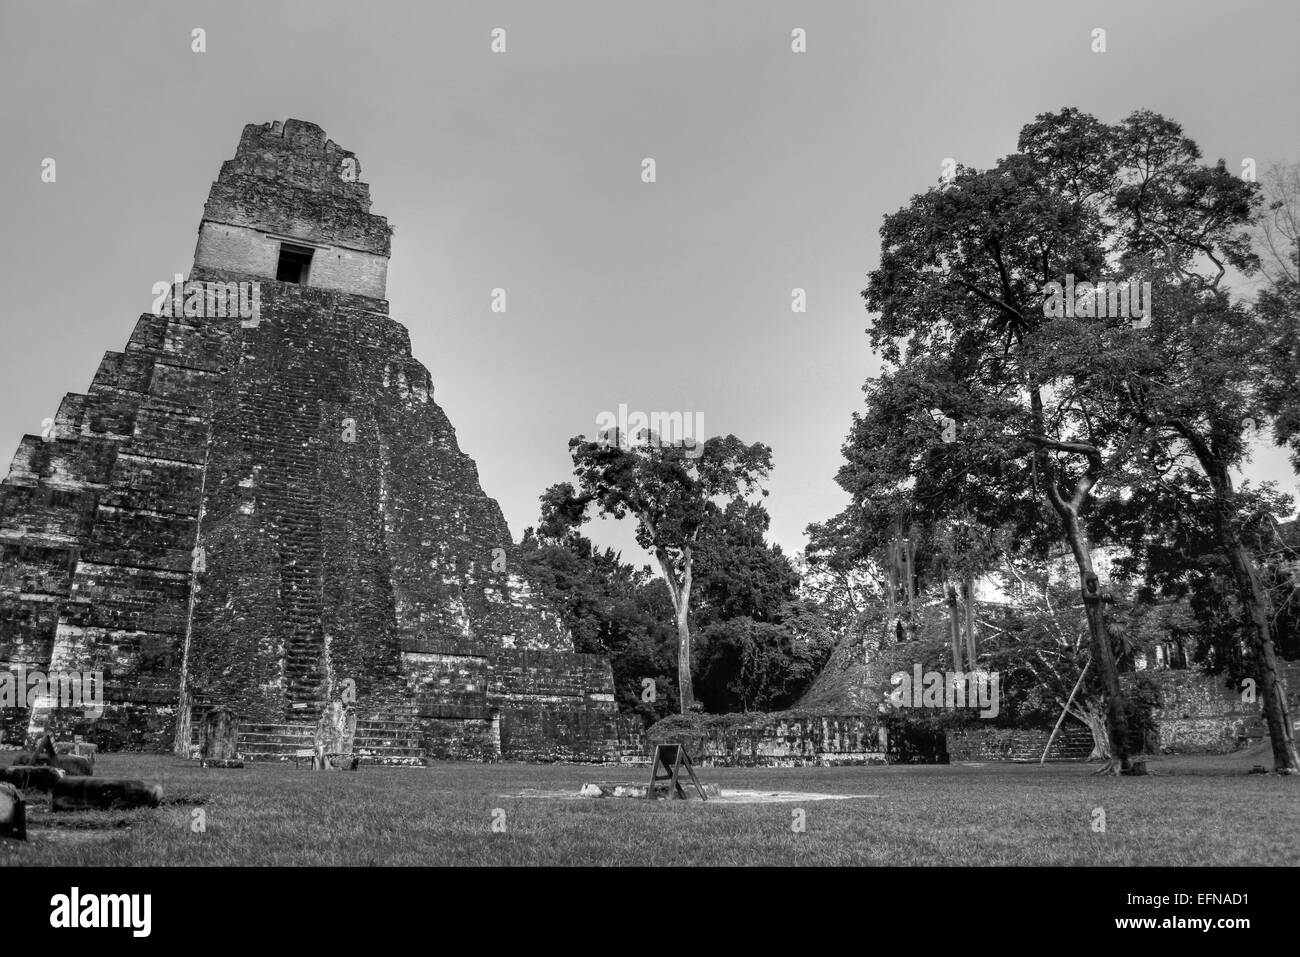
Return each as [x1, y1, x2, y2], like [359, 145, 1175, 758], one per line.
[1072, 116, 1299, 772]
[840, 108, 1284, 772]
[1116, 287, 1299, 771]
[853, 112, 1154, 771]
[541, 431, 771, 712]
[1257, 162, 1300, 473]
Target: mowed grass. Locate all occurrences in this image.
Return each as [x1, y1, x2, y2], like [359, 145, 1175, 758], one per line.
[1, 751, 1296, 866]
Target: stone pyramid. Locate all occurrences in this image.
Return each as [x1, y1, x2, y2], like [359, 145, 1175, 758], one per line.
[0, 120, 636, 762]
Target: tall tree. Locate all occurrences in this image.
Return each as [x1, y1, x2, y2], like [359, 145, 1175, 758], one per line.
[1118, 288, 1299, 771]
[541, 432, 771, 712]
[844, 107, 1297, 772]
[857, 113, 1154, 771]
[1080, 115, 1299, 771]
[1257, 162, 1300, 473]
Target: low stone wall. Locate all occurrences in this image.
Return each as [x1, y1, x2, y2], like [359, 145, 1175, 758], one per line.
[945, 723, 1093, 762]
[496, 705, 644, 763]
[1124, 661, 1300, 754]
[647, 712, 894, 767]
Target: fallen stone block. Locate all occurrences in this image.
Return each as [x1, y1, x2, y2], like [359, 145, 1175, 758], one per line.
[199, 758, 244, 769]
[1121, 760, 1149, 777]
[0, 765, 66, 792]
[0, 783, 26, 840]
[52, 778, 162, 812]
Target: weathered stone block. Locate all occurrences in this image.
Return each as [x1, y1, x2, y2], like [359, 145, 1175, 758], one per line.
[51, 777, 163, 811]
[199, 758, 244, 769]
[200, 708, 239, 761]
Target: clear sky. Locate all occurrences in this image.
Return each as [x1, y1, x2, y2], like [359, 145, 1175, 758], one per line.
[1, 0, 1297, 564]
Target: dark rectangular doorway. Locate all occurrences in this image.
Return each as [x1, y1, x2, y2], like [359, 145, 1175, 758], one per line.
[276, 243, 314, 284]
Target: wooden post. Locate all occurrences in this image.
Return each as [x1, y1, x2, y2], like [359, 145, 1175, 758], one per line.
[1041, 660, 1090, 764]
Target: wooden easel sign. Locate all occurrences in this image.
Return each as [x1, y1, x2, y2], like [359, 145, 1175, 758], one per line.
[647, 743, 707, 800]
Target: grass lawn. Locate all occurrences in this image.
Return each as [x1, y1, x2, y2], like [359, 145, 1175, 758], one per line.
[2, 749, 1296, 866]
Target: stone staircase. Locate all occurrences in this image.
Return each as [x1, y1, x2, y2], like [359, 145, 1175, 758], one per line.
[351, 713, 426, 765]
[1238, 715, 1268, 745]
[278, 495, 326, 720]
[1008, 724, 1094, 762]
[263, 374, 328, 721]
[232, 721, 316, 762]
[192, 711, 430, 765]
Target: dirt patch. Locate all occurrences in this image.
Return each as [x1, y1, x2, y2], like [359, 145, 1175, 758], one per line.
[502, 787, 878, 804]
[709, 789, 878, 804]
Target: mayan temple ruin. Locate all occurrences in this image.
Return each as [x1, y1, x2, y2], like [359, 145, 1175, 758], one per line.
[0, 119, 636, 763]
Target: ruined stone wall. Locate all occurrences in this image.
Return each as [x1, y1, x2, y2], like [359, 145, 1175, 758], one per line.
[945, 723, 1093, 762]
[1124, 662, 1300, 753]
[0, 307, 235, 749]
[200, 120, 391, 257]
[648, 713, 889, 767]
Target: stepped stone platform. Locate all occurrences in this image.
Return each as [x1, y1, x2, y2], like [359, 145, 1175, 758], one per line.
[0, 119, 641, 763]
[946, 723, 1095, 763]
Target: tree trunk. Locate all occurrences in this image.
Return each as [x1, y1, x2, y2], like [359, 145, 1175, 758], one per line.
[946, 584, 963, 672]
[903, 531, 916, 637]
[885, 536, 898, 642]
[963, 573, 977, 666]
[1195, 456, 1297, 771]
[653, 548, 695, 714]
[1220, 526, 1299, 771]
[675, 602, 695, 712]
[1075, 706, 1111, 762]
[1064, 517, 1132, 771]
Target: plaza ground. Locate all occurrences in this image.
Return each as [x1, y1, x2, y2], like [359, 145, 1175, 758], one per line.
[1, 749, 1296, 866]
